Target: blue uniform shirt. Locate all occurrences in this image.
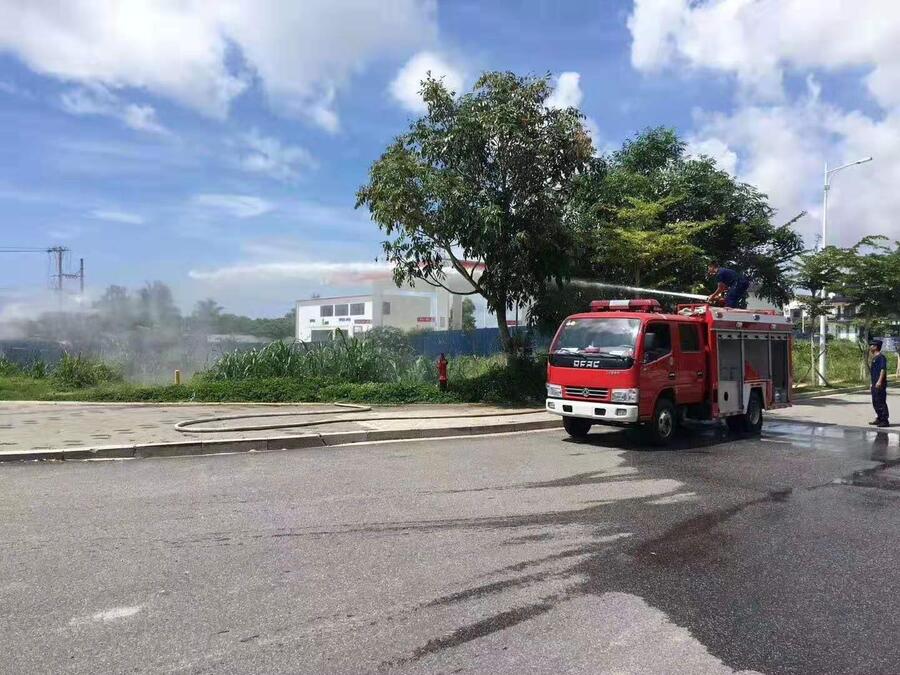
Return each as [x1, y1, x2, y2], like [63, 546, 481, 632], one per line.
[871, 353, 888, 387]
[716, 268, 742, 287]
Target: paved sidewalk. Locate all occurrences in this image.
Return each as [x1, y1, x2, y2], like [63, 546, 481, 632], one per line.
[0, 402, 558, 458]
[770, 389, 900, 432]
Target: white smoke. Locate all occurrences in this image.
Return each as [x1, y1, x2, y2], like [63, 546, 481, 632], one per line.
[0, 289, 93, 339]
[188, 260, 394, 286]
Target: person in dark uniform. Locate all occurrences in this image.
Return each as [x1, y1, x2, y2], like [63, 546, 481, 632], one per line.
[869, 339, 890, 427]
[706, 263, 750, 308]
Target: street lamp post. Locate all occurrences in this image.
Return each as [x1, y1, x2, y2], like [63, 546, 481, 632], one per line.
[817, 156, 873, 385]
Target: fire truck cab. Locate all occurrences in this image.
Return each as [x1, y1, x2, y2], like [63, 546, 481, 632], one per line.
[545, 299, 793, 445]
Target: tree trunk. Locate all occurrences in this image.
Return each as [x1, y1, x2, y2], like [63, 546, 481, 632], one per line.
[810, 333, 816, 386]
[494, 303, 512, 357]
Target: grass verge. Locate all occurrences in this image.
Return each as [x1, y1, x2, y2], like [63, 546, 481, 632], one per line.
[0, 364, 547, 406]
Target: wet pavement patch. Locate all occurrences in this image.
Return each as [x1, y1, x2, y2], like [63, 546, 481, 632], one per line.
[842, 459, 900, 491]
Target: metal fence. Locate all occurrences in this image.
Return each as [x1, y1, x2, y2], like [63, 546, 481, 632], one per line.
[405, 327, 552, 358]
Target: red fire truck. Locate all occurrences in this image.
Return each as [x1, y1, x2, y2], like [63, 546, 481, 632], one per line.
[545, 299, 793, 444]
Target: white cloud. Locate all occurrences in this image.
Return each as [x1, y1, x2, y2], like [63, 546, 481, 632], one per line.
[686, 136, 738, 176]
[390, 50, 465, 112]
[0, 0, 436, 127]
[2, 2, 245, 119]
[544, 72, 602, 155]
[0, 79, 34, 98]
[631, 0, 900, 245]
[546, 72, 583, 109]
[236, 129, 317, 182]
[192, 194, 275, 218]
[628, 0, 900, 106]
[189, 260, 390, 285]
[61, 85, 168, 134]
[121, 104, 167, 135]
[90, 209, 145, 225]
[692, 97, 894, 245]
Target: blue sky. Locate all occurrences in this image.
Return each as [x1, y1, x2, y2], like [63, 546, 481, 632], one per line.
[0, 0, 897, 317]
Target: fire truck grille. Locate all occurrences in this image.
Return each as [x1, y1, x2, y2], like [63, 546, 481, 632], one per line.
[563, 386, 609, 401]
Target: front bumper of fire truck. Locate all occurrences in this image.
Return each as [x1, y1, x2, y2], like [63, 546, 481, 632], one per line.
[545, 398, 639, 423]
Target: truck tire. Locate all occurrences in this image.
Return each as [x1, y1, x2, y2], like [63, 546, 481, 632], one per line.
[563, 417, 592, 438]
[648, 398, 677, 446]
[726, 390, 763, 435]
[745, 390, 763, 435]
[725, 414, 745, 434]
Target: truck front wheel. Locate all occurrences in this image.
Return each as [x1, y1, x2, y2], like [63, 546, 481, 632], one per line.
[563, 417, 592, 438]
[648, 398, 677, 446]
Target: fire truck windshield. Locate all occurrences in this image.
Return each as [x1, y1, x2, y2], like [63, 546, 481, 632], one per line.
[551, 318, 640, 360]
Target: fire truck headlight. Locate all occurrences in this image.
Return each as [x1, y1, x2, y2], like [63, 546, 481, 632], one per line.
[611, 388, 639, 403]
[546, 384, 563, 398]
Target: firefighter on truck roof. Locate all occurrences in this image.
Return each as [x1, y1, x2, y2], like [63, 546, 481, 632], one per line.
[706, 262, 750, 309]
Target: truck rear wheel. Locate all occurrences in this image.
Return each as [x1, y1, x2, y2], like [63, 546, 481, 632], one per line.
[745, 390, 763, 434]
[563, 417, 592, 438]
[726, 390, 763, 435]
[648, 398, 677, 446]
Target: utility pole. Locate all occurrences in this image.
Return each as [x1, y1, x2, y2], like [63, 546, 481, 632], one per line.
[818, 156, 873, 385]
[47, 246, 69, 292]
[0, 245, 84, 296]
[61, 257, 85, 295]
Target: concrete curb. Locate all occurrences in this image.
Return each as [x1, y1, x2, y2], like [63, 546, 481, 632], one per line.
[792, 385, 870, 401]
[0, 418, 562, 463]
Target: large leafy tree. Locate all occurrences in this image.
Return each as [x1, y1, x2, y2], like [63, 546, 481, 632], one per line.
[840, 237, 900, 376]
[461, 298, 476, 333]
[790, 246, 846, 383]
[189, 298, 224, 334]
[841, 237, 900, 332]
[136, 281, 182, 329]
[550, 128, 803, 323]
[356, 71, 593, 354]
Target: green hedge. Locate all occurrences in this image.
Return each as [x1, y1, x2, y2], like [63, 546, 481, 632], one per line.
[0, 366, 547, 405]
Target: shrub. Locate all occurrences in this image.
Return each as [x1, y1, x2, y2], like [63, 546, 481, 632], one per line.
[51, 353, 123, 389]
[26, 360, 48, 379]
[448, 356, 547, 404]
[205, 331, 418, 383]
[0, 357, 22, 377]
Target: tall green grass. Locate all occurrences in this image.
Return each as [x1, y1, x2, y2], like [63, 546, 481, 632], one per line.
[793, 340, 898, 386]
[0, 356, 49, 380]
[204, 331, 513, 386]
[205, 334, 412, 383]
[51, 353, 123, 388]
[0, 353, 122, 389]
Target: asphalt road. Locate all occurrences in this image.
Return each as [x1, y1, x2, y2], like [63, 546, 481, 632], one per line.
[2, 421, 899, 674]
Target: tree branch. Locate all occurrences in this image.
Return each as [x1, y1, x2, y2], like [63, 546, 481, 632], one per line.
[422, 273, 480, 295]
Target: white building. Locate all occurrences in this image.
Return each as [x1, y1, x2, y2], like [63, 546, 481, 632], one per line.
[295, 271, 528, 343]
[784, 296, 863, 340]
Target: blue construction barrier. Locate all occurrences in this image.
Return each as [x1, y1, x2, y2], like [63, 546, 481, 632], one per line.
[407, 328, 552, 358]
[0, 339, 71, 366]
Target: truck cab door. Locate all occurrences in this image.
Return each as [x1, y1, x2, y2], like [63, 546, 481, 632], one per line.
[676, 323, 705, 405]
[639, 322, 674, 419]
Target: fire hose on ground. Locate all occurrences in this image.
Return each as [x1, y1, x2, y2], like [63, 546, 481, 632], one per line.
[174, 403, 546, 434]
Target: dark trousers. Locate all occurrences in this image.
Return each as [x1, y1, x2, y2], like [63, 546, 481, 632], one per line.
[724, 282, 750, 308]
[872, 386, 890, 423]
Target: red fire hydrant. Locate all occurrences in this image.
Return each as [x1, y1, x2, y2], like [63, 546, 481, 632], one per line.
[437, 353, 448, 392]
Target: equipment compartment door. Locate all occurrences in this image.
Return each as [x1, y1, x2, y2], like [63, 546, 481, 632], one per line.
[676, 323, 705, 404]
[717, 332, 743, 414]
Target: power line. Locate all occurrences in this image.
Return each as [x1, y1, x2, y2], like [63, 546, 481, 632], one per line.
[0, 245, 85, 295]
